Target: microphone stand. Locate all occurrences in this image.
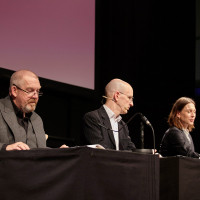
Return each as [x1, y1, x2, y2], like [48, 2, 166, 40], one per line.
[140, 122, 144, 149]
[149, 123, 156, 155]
[138, 113, 156, 155]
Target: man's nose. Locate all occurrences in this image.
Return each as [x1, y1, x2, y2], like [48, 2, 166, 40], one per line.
[130, 101, 134, 107]
[31, 92, 39, 98]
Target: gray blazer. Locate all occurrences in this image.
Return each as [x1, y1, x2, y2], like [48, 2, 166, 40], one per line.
[0, 96, 46, 150]
[83, 106, 136, 151]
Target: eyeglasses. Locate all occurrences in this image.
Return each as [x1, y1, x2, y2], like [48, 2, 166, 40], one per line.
[119, 91, 134, 102]
[13, 84, 43, 97]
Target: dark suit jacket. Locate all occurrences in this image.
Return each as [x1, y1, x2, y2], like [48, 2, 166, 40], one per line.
[83, 106, 136, 151]
[0, 96, 46, 150]
[159, 126, 199, 158]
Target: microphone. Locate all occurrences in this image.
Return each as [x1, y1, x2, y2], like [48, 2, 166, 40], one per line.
[102, 95, 116, 102]
[137, 113, 155, 154]
[138, 113, 152, 127]
[102, 95, 128, 112]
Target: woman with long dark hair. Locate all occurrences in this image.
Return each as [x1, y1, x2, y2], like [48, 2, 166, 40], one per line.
[159, 97, 199, 158]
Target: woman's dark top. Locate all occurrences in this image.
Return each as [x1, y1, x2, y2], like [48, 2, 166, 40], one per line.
[159, 126, 199, 158]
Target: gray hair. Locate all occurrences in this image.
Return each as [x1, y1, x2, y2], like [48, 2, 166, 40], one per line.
[9, 70, 39, 92]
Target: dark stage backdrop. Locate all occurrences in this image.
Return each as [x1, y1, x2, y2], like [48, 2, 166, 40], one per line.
[0, 1, 198, 151]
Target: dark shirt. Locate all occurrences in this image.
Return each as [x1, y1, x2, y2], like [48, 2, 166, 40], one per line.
[12, 99, 32, 133]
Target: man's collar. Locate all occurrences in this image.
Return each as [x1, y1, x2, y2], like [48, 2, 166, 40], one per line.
[103, 104, 122, 122]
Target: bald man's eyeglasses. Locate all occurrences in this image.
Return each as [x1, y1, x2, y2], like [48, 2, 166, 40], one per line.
[13, 84, 43, 97]
[119, 92, 134, 102]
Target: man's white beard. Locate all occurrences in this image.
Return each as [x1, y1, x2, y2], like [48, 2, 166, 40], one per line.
[23, 103, 36, 113]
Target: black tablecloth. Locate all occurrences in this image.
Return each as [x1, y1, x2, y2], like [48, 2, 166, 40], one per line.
[0, 147, 159, 200]
[160, 156, 200, 200]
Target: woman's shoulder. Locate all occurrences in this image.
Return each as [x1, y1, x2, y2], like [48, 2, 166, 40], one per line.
[165, 126, 182, 135]
[168, 126, 181, 131]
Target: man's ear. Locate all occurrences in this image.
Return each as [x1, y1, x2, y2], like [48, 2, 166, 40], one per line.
[113, 91, 119, 102]
[10, 86, 17, 98]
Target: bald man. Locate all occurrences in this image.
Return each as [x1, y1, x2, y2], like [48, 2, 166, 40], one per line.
[83, 79, 136, 151]
[0, 70, 68, 151]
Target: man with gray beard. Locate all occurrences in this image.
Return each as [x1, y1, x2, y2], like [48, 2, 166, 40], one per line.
[0, 70, 68, 151]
